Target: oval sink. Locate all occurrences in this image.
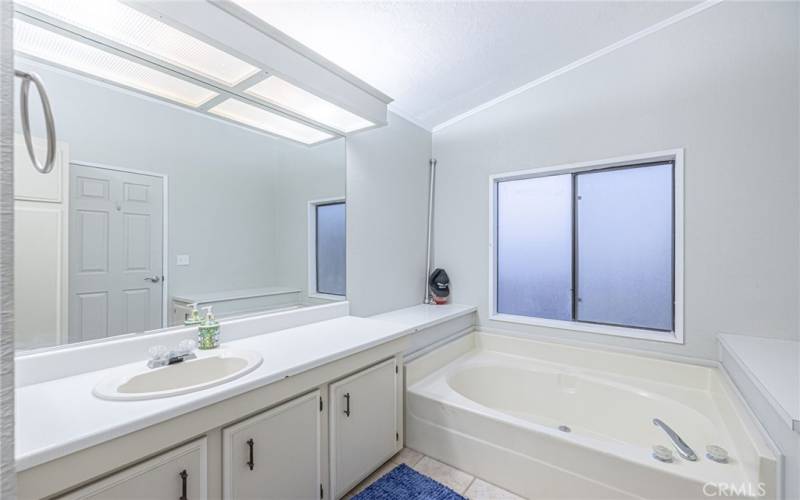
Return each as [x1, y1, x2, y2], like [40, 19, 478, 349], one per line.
[93, 349, 262, 401]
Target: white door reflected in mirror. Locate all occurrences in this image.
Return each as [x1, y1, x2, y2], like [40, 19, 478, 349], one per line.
[69, 164, 165, 344]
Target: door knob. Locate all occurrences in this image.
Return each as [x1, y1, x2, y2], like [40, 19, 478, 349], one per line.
[144, 275, 161, 283]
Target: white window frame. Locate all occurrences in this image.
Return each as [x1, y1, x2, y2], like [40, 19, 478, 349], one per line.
[489, 149, 684, 344]
[307, 197, 346, 301]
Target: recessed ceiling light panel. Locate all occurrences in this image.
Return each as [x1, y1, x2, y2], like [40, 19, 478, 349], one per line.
[16, 0, 260, 86]
[246, 76, 373, 133]
[209, 98, 333, 145]
[14, 20, 217, 108]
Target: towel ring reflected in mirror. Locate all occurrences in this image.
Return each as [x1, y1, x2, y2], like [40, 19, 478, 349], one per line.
[14, 69, 56, 174]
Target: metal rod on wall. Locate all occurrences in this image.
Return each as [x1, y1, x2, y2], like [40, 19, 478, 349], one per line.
[424, 158, 437, 304]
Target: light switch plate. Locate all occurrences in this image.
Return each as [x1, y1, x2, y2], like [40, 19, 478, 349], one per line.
[176, 254, 190, 266]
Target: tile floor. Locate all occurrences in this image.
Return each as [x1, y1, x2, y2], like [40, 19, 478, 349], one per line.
[345, 447, 525, 499]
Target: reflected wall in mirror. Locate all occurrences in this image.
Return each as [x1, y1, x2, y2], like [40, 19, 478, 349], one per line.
[13, 56, 346, 351]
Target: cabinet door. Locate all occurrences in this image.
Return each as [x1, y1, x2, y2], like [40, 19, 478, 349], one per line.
[14, 134, 69, 350]
[330, 359, 398, 498]
[59, 438, 206, 500]
[223, 391, 321, 500]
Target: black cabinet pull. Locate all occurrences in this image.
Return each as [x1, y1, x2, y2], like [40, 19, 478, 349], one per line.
[246, 438, 255, 471]
[179, 469, 188, 500]
[344, 392, 351, 417]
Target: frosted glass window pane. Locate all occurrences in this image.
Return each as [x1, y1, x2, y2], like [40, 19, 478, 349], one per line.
[575, 163, 673, 331]
[316, 202, 346, 296]
[496, 175, 572, 320]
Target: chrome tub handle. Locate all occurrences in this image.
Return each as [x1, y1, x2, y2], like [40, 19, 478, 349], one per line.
[653, 418, 697, 461]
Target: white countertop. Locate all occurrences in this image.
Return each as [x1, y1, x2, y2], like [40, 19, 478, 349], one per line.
[172, 286, 301, 304]
[371, 303, 477, 330]
[16, 303, 480, 471]
[15, 316, 410, 471]
[718, 333, 799, 430]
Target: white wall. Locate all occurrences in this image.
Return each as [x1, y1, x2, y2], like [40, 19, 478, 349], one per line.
[273, 140, 346, 300]
[346, 112, 432, 316]
[14, 58, 344, 303]
[432, 1, 799, 361]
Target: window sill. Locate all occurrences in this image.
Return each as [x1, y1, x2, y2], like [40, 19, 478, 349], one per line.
[489, 313, 683, 344]
[308, 292, 347, 302]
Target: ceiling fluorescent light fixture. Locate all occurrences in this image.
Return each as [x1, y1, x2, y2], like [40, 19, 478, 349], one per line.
[246, 76, 373, 133]
[15, 0, 260, 86]
[14, 20, 217, 108]
[209, 98, 333, 145]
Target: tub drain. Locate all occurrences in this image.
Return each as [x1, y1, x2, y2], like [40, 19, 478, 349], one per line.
[558, 425, 571, 433]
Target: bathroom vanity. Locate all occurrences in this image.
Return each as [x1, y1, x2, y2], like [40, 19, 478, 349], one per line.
[15, 314, 411, 499]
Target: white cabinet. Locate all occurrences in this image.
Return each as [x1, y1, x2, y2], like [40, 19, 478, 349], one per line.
[14, 133, 69, 350]
[44, 357, 402, 500]
[330, 359, 399, 499]
[222, 391, 322, 500]
[60, 438, 207, 500]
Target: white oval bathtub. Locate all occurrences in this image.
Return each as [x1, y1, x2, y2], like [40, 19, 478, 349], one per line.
[448, 364, 722, 451]
[406, 332, 777, 500]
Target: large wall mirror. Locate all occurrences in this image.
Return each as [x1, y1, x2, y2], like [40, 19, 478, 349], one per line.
[13, 54, 346, 352]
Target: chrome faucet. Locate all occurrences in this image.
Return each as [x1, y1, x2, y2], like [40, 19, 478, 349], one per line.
[147, 339, 197, 369]
[653, 418, 697, 461]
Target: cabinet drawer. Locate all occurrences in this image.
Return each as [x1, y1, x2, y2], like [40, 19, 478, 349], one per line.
[222, 391, 322, 500]
[59, 438, 207, 500]
[330, 358, 399, 498]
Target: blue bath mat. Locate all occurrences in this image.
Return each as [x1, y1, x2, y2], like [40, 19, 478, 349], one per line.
[353, 463, 467, 500]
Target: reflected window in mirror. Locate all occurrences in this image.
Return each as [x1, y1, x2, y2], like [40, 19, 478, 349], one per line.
[310, 200, 346, 298]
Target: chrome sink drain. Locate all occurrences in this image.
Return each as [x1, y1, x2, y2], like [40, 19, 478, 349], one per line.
[558, 425, 571, 433]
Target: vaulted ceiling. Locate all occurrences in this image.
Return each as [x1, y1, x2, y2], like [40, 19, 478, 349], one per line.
[232, 1, 699, 130]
